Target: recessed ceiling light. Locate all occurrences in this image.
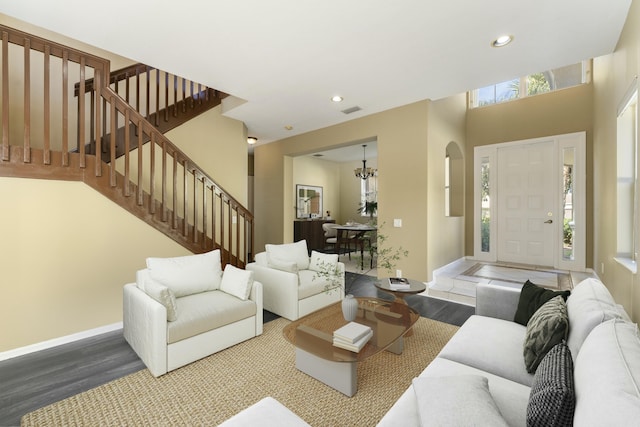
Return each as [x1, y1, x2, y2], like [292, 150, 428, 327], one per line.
[492, 35, 513, 48]
[331, 95, 343, 102]
[285, 125, 293, 131]
[247, 136, 257, 145]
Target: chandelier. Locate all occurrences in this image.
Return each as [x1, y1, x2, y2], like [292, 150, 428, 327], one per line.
[354, 144, 377, 180]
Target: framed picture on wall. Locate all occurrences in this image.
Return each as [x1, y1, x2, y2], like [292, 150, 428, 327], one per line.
[296, 184, 323, 219]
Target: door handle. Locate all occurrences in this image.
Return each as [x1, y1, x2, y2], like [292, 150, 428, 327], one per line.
[544, 219, 553, 224]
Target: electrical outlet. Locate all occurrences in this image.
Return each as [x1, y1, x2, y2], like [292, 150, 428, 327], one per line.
[393, 219, 402, 227]
[396, 269, 402, 278]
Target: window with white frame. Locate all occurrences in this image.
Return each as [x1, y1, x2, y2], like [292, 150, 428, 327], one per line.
[616, 79, 638, 271]
[360, 176, 378, 217]
[469, 61, 590, 108]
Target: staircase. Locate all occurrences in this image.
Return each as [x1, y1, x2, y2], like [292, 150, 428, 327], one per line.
[0, 24, 253, 267]
[75, 62, 228, 162]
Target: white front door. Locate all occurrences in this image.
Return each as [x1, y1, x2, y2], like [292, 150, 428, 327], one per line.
[496, 140, 556, 266]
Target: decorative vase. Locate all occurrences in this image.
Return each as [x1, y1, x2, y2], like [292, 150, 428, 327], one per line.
[342, 294, 358, 321]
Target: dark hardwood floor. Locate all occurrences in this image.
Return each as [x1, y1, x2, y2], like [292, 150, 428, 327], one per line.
[0, 273, 473, 426]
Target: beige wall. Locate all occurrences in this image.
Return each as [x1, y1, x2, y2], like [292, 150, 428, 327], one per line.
[592, 0, 640, 321]
[427, 94, 467, 276]
[254, 98, 467, 281]
[0, 178, 191, 352]
[465, 82, 594, 266]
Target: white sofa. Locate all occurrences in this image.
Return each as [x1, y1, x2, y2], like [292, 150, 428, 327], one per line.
[123, 250, 263, 377]
[246, 240, 344, 321]
[377, 277, 640, 426]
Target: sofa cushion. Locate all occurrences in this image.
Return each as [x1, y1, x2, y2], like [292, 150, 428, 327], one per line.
[265, 240, 310, 270]
[308, 250, 339, 273]
[144, 278, 178, 322]
[527, 342, 575, 427]
[412, 375, 508, 427]
[566, 278, 622, 359]
[573, 319, 640, 426]
[523, 296, 569, 373]
[437, 314, 534, 386]
[146, 250, 222, 297]
[220, 264, 254, 301]
[167, 290, 256, 344]
[514, 280, 571, 326]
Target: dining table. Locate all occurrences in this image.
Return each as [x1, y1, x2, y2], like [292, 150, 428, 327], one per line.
[333, 224, 377, 269]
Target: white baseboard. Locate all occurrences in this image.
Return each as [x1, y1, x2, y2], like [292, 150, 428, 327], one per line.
[0, 322, 123, 363]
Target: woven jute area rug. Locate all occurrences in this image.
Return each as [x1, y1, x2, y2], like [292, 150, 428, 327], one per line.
[22, 317, 458, 426]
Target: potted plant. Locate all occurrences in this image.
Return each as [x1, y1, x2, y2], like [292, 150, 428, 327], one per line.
[357, 201, 378, 220]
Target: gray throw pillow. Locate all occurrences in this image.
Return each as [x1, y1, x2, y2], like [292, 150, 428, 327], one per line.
[527, 342, 575, 427]
[523, 296, 569, 373]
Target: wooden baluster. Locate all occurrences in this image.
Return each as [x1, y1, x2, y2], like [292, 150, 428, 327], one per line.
[202, 183, 209, 250]
[109, 96, 116, 186]
[125, 71, 130, 104]
[136, 119, 143, 205]
[43, 44, 51, 165]
[172, 155, 178, 229]
[173, 75, 178, 117]
[1, 31, 9, 161]
[145, 66, 150, 122]
[181, 77, 186, 113]
[161, 139, 167, 221]
[78, 57, 86, 167]
[123, 108, 131, 196]
[164, 71, 169, 122]
[211, 187, 217, 249]
[154, 69, 159, 126]
[93, 66, 101, 176]
[23, 38, 31, 163]
[220, 194, 226, 264]
[183, 161, 188, 236]
[193, 172, 199, 243]
[190, 81, 194, 109]
[235, 205, 241, 264]
[149, 132, 155, 214]
[61, 50, 69, 166]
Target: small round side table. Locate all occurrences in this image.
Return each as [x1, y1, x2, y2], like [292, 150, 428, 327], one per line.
[374, 278, 427, 337]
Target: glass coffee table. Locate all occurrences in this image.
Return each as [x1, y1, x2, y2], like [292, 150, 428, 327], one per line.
[282, 297, 419, 396]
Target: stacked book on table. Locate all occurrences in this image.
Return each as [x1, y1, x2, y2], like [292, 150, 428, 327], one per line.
[389, 277, 411, 290]
[333, 321, 373, 352]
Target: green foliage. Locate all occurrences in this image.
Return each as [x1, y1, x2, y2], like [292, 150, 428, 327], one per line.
[357, 201, 378, 218]
[563, 218, 573, 246]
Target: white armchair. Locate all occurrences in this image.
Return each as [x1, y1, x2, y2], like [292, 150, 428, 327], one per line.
[123, 250, 263, 377]
[246, 240, 344, 321]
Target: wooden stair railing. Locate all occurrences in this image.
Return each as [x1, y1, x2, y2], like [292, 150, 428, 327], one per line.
[0, 24, 253, 267]
[74, 63, 228, 162]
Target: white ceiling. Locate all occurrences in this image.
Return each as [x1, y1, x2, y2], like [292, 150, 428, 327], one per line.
[0, 0, 632, 149]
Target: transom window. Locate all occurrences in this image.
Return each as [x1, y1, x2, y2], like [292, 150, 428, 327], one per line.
[469, 61, 590, 108]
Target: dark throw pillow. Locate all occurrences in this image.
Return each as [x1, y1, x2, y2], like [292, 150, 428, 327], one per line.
[514, 280, 571, 326]
[527, 341, 575, 427]
[523, 296, 569, 373]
